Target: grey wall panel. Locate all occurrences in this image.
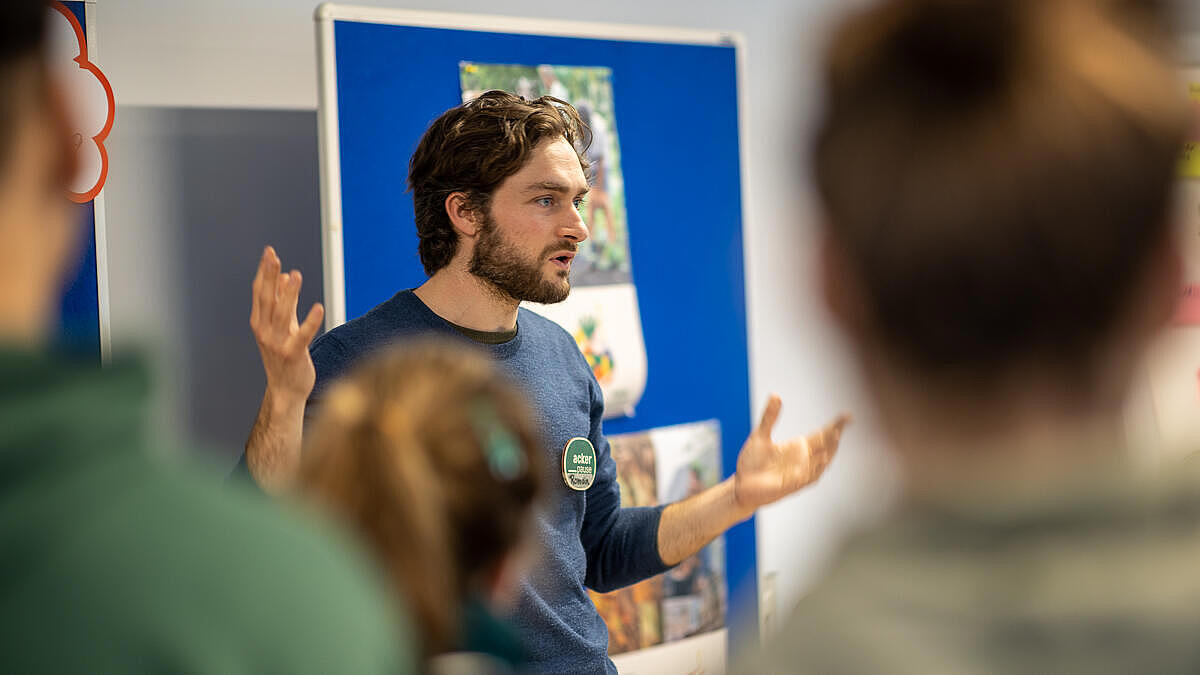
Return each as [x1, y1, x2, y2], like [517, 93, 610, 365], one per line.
[106, 107, 323, 468]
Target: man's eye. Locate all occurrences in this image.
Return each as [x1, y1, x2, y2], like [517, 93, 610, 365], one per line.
[536, 197, 554, 207]
[574, 199, 586, 211]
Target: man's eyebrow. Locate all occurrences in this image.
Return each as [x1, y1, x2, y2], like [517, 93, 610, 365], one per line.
[524, 181, 590, 196]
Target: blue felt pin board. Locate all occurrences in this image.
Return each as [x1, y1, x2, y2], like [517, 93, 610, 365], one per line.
[321, 9, 756, 649]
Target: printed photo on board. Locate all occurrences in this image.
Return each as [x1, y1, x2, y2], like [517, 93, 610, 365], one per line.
[460, 62, 632, 286]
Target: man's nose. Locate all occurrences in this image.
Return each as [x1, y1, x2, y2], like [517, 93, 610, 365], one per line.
[559, 207, 589, 244]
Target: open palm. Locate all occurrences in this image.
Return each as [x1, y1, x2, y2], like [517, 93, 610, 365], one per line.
[734, 395, 850, 511]
[250, 246, 324, 404]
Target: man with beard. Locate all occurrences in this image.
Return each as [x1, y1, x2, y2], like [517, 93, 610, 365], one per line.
[237, 91, 848, 674]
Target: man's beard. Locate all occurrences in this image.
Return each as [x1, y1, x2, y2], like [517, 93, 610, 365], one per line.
[469, 212, 573, 304]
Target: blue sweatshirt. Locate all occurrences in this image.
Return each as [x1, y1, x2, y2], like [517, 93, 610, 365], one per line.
[306, 290, 668, 674]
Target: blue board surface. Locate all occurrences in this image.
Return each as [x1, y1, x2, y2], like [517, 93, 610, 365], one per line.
[332, 19, 756, 646]
[58, 201, 100, 356]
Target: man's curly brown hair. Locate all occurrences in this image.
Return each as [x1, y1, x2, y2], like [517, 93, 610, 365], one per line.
[407, 90, 589, 276]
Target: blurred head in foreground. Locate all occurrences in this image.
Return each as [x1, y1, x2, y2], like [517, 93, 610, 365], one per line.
[814, 0, 1185, 479]
[0, 4, 414, 673]
[741, 1, 1200, 672]
[298, 341, 545, 661]
[0, 0, 78, 345]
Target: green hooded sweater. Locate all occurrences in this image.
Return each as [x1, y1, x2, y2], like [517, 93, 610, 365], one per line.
[0, 348, 415, 673]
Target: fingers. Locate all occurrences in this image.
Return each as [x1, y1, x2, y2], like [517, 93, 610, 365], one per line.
[770, 412, 852, 491]
[813, 413, 852, 461]
[755, 394, 782, 438]
[827, 413, 851, 442]
[261, 247, 280, 315]
[253, 247, 273, 287]
[272, 270, 302, 328]
[253, 247, 313, 343]
[251, 247, 271, 327]
[283, 271, 305, 329]
[253, 246, 281, 330]
[295, 302, 325, 347]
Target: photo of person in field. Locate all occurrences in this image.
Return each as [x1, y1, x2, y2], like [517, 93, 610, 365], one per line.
[461, 62, 632, 286]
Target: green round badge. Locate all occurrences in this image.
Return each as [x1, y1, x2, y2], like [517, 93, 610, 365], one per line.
[562, 437, 597, 491]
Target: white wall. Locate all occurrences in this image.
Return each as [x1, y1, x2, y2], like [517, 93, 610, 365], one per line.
[94, 0, 895, 633]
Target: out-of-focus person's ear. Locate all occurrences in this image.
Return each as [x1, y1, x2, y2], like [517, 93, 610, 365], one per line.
[819, 229, 870, 338]
[1147, 227, 1184, 331]
[45, 76, 78, 194]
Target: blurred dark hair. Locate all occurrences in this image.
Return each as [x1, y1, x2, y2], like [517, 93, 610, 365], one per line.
[1, 1, 46, 63]
[814, 0, 1186, 381]
[408, 90, 589, 275]
[1, 1, 49, 165]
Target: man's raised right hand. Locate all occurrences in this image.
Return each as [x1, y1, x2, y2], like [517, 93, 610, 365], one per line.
[250, 246, 324, 407]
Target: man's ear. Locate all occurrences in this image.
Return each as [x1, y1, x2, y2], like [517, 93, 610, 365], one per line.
[819, 230, 871, 338]
[445, 192, 481, 238]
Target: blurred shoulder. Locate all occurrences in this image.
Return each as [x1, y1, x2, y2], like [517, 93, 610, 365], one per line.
[11, 454, 414, 673]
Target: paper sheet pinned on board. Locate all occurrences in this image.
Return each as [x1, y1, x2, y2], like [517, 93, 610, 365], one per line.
[460, 63, 648, 419]
[588, 420, 727, 658]
[1136, 70, 1200, 460]
[1181, 71, 1200, 178]
[1172, 180, 1200, 325]
[525, 285, 647, 419]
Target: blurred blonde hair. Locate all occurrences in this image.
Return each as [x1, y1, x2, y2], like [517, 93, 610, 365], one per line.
[297, 341, 544, 656]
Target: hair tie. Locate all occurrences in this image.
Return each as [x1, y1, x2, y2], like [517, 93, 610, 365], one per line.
[469, 400, 527, 481]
